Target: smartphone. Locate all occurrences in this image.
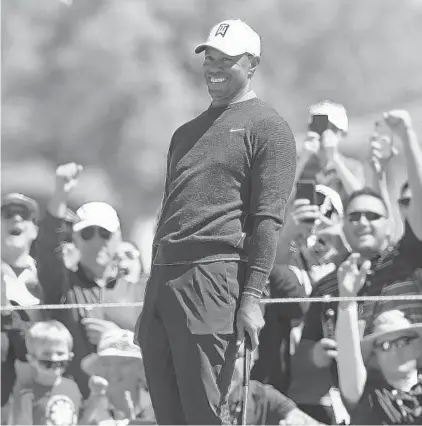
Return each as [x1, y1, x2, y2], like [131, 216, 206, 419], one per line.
[296, 180, 317, 224]
[296, 179, 317, 205]
[309, 114, 329, 136]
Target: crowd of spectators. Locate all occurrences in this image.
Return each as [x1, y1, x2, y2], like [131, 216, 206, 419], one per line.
[1, 102, 422, 425]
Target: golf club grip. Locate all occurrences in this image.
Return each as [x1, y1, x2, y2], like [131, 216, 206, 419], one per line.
[243, 334, 252, 387]
[242, 335, 252, 425]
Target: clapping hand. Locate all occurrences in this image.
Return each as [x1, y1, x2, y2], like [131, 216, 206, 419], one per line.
[337, 253, 371, 298]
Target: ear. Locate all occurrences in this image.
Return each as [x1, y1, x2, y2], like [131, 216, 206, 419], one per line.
[248, 56, 260, 78]
[68, 352, 74, 361]
[29, 223, 39, 241]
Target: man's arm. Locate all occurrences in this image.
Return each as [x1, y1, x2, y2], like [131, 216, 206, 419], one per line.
[244, 115, 297, 297]
[236, 115, 296, 349]
[385, 111, 422, 239]
[150, 136, 175, 270]
[331, 154, 364, 195]
[335, 256, 371, 407]
[321, 129, 364, 195]
[36, 164, 82, 304]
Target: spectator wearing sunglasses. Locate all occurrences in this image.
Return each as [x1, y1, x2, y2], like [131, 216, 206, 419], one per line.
[336, 260, 422, 426]
[1, 193, 46, 421]
[36, 163, 124, 398]
[10, 320, 81, 425]
[1, 193, 43, 312]
[288, 187, 422, 424]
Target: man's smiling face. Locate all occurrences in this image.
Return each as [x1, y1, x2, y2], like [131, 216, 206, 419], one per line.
[202, 47, 253, 106]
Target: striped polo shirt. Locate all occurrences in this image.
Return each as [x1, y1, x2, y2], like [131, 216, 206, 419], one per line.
[350, 370, 422, 424]
[302, 245, 422, 343]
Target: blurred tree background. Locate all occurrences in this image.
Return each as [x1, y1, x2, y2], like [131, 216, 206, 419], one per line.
[2, 0, 422, 240]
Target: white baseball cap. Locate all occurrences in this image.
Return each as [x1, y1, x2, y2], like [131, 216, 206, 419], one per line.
[309, 100, 349, 133]
[73, 201, 120, 233]
[195, 19, 261, 57]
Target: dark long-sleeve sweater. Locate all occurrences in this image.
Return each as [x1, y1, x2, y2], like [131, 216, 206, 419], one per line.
[153, 98, 297, 295]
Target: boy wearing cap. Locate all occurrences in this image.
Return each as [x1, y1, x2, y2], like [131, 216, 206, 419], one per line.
[136, 19, 296, 424]
[336, 255, 422, 424]
[36, 163, 124, 398]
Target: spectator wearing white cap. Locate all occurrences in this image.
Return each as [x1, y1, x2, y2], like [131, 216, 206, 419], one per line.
[136, 18, 296, 425]
[295, 100, 365, 203]
[36, 163, 124, 398]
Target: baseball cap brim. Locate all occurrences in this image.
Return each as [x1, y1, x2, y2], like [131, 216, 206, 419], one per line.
[1, 193, 39, 221]
[194, 42, 246, 57]
[73, 219, 119, 233]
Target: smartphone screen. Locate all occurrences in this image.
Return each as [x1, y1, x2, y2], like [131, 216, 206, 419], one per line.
[296, 180, 317, 204]
[309, 114, 329, 136]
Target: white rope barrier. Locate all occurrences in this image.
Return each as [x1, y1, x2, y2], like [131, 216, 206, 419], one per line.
[2, 294, 422, 312]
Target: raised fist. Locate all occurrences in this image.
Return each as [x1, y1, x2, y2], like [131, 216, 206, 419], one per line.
[55, 162, 83, 193]
[383, 110, 413, 141]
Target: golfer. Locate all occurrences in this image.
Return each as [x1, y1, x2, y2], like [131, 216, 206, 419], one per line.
[135, 19, 297, 425]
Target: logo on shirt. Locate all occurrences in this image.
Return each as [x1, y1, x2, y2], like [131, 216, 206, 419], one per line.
[45, 395, 77, 425]
[215, 24, 229, 37]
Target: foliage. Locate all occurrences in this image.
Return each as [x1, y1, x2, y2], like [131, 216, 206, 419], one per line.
[2, 0, 422, 232]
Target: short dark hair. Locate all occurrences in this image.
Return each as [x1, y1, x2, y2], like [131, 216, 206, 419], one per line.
[344, 187, 388, 215]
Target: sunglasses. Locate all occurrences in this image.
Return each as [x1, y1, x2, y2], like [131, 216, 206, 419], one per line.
[80, 226, 112, 241]
[1, 206, 33, 221]
[120, 249, 140, 261]
[374, 335, 419, 352]
[347, 211, 384, 223]
[37, 359, 70, 370]
[398, 197, 411, 208]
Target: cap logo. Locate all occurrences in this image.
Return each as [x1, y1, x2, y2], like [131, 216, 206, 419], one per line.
[215, 23, 229, 37]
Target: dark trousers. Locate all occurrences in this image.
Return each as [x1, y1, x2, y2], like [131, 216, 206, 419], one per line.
[135, 261, 244, 425]
[297, 404, 335, 425]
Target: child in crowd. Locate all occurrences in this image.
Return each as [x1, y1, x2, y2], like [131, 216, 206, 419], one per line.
[80, 329, 155, 425]
[336, 254, 422, 425]
[10, 320, 82, 425]
[337, 298, 422, 423]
